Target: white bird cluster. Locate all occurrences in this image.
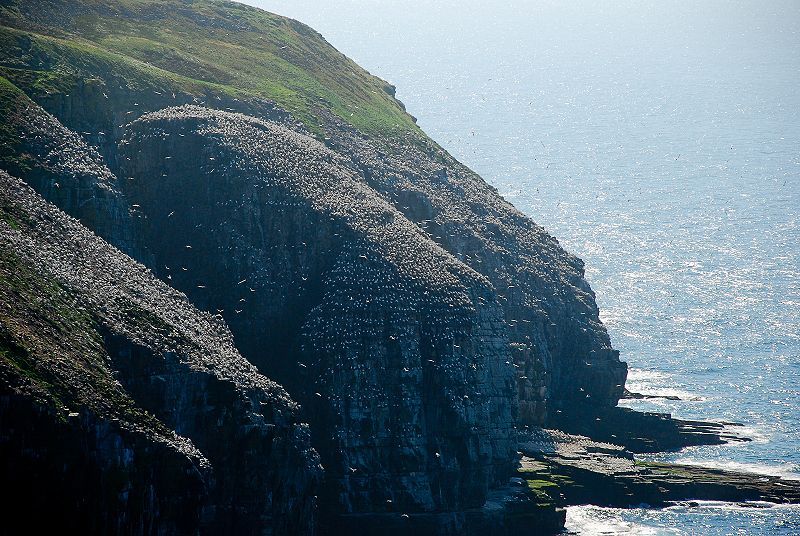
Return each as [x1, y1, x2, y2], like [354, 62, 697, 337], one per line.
[318, 96, 626, 419]
[0, 172, 301, 427]
[16, 101, 117, 191]
[119, 106, 519, 490]
[111, 103, 626, 508]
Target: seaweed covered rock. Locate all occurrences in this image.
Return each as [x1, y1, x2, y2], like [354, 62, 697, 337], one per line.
[0, 171, 320, 534]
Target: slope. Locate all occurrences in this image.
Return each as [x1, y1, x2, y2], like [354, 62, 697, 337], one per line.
[0, 170, 320, 534]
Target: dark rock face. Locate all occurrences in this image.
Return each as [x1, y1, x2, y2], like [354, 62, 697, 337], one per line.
[103, 333, 320, 534]
[0, 3, 630, 530]
[118, 106, 518, 519]
[0, 390, 207, 535]
[0, 0, 627, 429]
[0, 171, 320, 534]
[1, 83, 627, 531]
[0, 83, 135, 253]
[319, 120, 627, 423]
[2, 2, 792, 534]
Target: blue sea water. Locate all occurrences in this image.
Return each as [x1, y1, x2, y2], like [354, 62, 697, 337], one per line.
[250, 1, 800, 533]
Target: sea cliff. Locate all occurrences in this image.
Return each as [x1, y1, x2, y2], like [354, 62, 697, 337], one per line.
[0, 0, 795, 534]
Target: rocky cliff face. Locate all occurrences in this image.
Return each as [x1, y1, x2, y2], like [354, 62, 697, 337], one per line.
[0, 76, 135, 253]
[0, 0, 631, 533]
[0, 171, 320, 534]
[118, 106, 517, 519]
[319, 116, 627, 424]
[0, 0, 627, 424]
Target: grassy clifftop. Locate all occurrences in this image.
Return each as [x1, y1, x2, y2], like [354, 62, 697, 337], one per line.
[0, 0, 420, 138]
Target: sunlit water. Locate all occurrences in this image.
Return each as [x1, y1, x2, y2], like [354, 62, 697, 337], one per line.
[250, 1, 800, 532]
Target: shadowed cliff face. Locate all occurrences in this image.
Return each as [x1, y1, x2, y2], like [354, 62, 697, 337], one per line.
[118, 106, 518, 516]
[0, 171, 320, 534]
[0, 63, 625, 529]
[0, 76, 136, 253]
[317, 118, 627, 422]
[0, 0, 627, 424]
[0, 0, 630, 531]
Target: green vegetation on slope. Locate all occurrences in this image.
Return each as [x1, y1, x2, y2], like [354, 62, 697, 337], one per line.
[0, 25, 242, 114]
[0, 75, 29, 171]
[0, 0, 421, 139]
[0, 208, 165, 432]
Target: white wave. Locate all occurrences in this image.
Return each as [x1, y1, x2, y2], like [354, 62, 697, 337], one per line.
[664, 500, 793, 511]
[565, 506, 683, 535]
[626, 369, 670, 382]
[726, 424, 772, 444]
[668, 458, 800, 481]
[624, 368, 702, 401]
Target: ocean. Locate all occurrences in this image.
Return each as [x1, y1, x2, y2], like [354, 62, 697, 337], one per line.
[249, 1, 800, 533]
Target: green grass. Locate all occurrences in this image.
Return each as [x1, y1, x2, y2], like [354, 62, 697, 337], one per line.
[0, 249, 76, 415]
[0, 74, 37, 173]
[0, 27, 225, 99]
[0, 75, 26, 134]
[1, 214, 19, 230]
[0, 341, 59, 398]
[522, 478, 557, 506]
[0, 0, 422, 140]
[517, 464, 578, 506]
[526, 478, 559, 490]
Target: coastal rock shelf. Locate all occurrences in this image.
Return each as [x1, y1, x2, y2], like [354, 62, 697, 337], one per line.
[519, 428, 800, 509]
[549, 405, 750, 453]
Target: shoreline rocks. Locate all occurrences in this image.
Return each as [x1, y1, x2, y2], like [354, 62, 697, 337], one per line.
[518, 428, 800, 515]
[548, 405, 749, 453]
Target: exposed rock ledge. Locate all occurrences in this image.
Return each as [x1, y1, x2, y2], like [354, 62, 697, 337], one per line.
[548, 405, 749, 453]
[517, 428, 800, 517]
